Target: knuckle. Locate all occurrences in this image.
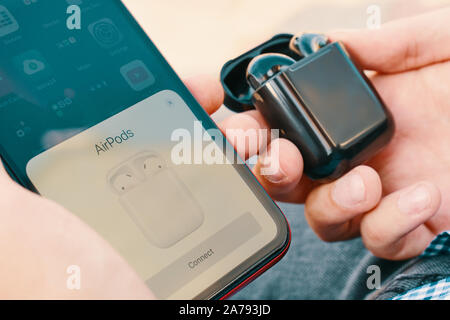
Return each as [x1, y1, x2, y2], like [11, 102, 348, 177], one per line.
[304, 195, 327, 225]
[361, 222, 389, 251]
[304, 202, 340, 242]
[315, 230, 339, 243]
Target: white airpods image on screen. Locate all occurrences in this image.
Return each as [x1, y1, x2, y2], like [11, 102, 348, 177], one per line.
[108, 151, 204, 249]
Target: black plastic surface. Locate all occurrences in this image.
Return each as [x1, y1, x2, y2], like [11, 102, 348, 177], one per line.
[220, 34, 301, 112]
[251, 42, 394, 179]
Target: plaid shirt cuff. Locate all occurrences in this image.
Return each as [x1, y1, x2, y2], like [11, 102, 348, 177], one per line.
[391, 278, 450, 300]
[421, 231, 450, 257]
[391, 231, 450, 300]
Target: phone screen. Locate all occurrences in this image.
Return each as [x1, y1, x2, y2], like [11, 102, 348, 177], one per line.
[0, 0, 288, 299]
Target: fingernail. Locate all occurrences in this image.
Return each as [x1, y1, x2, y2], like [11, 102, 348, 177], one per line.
[398, 184, 431, 215]
[259, 153, 287, 184]
[332, 172, 366, 208]
[260, 161, 287, 184]
[264, 169, 287, 184]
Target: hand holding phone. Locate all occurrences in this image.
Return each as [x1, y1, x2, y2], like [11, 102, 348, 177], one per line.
[0, 75, 227, 299]
[0, 1, 289, 299]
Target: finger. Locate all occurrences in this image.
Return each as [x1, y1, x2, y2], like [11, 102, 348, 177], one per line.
[219, 110, 270, 160]
[184, 74, 224, 115]
[221, 113, 306, 199]
[360, 181, 441, 260]
[252, 138, 303, 197]
[328, 7, 450, 73]
[305, 166, 382, 242]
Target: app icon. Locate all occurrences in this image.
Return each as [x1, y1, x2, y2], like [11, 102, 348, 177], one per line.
[13, 50, 52, 81]
[23, 59, 45, 75]
[120, 60, 155, 91]
[0, 70, 12, 97]
[88, 18, 123, 48]
[0, 5, 19, 37]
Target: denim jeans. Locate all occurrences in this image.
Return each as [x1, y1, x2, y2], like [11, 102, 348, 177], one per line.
[232, 202, 407, 300]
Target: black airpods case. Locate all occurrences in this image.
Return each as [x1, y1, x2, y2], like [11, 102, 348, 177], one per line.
[220, 33, 394, 180]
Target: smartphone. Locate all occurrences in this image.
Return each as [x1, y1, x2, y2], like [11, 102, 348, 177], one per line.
[0, 0, 290, 299]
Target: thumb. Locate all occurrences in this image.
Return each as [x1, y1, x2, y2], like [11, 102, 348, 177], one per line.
[328, 7, 450, 73]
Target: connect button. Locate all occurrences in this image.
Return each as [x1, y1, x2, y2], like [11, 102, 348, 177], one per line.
[146, 212, 262, 299]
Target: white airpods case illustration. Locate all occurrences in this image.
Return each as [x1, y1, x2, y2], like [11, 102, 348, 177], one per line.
[108, 151, 204, 248]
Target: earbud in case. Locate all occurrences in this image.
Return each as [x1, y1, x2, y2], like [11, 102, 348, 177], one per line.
[108, 151, 204, 248]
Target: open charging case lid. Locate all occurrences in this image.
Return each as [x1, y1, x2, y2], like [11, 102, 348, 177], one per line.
[220, 33, 302, 113]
